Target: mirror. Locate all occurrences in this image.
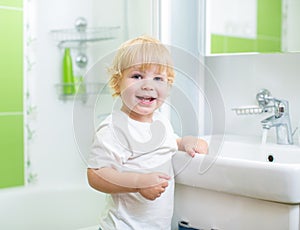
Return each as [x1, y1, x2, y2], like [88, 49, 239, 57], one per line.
[205, 0, 300, 55]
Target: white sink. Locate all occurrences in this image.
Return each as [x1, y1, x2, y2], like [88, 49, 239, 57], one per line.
[173, 135, 300, 204]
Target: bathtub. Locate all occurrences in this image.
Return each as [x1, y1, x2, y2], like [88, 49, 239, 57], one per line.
[0, 184, 105, 230]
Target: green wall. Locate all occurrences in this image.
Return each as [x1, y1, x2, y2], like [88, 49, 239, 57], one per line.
[211, 0, 282, 54]
[0, 0, 24, 188]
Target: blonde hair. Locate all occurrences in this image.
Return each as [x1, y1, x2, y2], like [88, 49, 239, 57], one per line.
[108, 35, 175, 97]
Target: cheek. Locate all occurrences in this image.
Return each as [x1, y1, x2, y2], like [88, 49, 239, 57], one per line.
[119, 80, 132, 95]
[157, 84, 171, 100]
[120, 83, 137, 103]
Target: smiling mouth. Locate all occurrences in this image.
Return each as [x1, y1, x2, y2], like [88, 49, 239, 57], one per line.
[136, 96, 157, 103]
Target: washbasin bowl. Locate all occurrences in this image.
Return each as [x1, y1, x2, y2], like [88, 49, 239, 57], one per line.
[173, 135, 300, 204]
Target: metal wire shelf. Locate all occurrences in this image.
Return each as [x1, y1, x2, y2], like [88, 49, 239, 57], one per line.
[51, 26, 120, 48]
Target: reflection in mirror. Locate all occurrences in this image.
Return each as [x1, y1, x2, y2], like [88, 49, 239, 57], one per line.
[206, 0, 300, 55]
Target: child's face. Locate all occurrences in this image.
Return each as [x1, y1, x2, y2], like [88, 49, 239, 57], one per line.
[119, 64, 170, 122]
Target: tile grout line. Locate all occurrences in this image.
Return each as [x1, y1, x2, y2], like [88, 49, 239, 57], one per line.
[0, 6, 23, 11]
[0, 112, 24, 116]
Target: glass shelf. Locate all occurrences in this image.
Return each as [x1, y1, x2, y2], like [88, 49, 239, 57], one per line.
[55, 82, 111, 102]
[52, 18, 117, 103]
[51, 26, 120, 48]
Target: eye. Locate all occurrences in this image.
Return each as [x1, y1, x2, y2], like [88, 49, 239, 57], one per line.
[131, 74, 143, 80]
[153, 76, 165, 81]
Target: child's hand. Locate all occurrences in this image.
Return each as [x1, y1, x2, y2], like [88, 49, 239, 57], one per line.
[137, 172, 170, 200]
[179, 136, 208, 157]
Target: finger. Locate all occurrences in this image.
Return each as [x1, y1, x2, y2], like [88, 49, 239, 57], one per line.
[195, 146, 208, 154]
[160, 181, 169, 188]
[186, 148, 195, 157]
[158, 173, 171, 180]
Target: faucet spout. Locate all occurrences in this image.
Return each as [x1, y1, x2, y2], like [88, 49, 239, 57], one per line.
[261, 115, 277, 129]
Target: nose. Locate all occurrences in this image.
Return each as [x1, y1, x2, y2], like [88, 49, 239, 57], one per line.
[141, 80, 154, 91]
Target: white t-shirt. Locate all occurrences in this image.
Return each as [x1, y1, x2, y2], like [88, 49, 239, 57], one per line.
[88, 110, 178, 230]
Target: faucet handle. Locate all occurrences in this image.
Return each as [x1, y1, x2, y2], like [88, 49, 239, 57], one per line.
[275, 100, 289, 118]
[256, 89, 272, 108]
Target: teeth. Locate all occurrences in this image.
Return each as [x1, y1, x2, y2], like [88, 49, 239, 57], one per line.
[137, 96, 155, 102]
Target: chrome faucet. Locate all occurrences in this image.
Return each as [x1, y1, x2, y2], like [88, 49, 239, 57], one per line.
[257, 89, 293, 145]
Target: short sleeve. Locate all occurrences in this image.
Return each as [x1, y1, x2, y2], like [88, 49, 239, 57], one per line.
[87, 123, 127, 170]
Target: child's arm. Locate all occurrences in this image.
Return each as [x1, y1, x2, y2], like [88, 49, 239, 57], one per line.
[87, 168, 170, 200]
[177, 136, 208, 157]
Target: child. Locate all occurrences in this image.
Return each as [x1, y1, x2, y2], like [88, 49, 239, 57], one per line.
[87, 35, 208, 230]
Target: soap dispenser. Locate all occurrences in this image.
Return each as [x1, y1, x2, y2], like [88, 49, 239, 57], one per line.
[62, 48, 75, 95]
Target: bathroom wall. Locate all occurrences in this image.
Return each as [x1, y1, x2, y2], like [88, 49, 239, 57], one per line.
[204, 52, 300, 141]
[6, 0, 299, 189]
[163, 0, 206, 137]
[0, 0, 24, 188]
[160, 0, 300, 144]
[28, 0, 154, 186]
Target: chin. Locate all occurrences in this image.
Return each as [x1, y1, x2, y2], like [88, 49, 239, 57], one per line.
[136, 108, 155, 116]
